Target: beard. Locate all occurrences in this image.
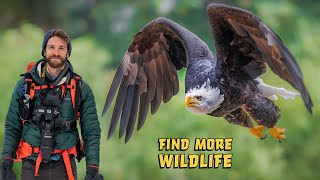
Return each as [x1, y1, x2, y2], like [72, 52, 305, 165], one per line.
[46, 55, 67, 68]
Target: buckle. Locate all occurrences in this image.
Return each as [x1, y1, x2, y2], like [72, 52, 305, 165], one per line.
[61, 120, 76, 131]
[65, 121, 70, 131]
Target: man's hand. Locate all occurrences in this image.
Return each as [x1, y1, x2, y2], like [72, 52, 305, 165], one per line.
[84, 165, 104, 180]
[0, 159, 16, 180]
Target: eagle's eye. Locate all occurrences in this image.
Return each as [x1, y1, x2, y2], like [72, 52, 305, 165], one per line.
[195, 96, 202, 101]
[220, 78, 225, 84]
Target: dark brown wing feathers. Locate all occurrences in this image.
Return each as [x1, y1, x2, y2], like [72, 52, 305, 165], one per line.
[207, 4, 313, 112]
[125, 85, 139, 140]
[103, 18, 189, 142]
[151, 54, 164, 114]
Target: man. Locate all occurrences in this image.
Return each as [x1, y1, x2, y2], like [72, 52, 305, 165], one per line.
[0, 29, 103, 180]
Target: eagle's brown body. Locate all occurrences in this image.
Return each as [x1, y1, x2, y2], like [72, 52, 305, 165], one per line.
[210, 75, 280, 129]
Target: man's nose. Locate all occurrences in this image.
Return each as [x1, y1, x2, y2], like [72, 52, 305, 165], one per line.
[52, 48, 59, 55]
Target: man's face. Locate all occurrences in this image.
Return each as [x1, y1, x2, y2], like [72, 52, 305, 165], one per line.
[45, 36, 68, 68]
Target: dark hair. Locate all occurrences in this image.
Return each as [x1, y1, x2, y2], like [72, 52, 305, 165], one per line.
[41, 29, 72, 58]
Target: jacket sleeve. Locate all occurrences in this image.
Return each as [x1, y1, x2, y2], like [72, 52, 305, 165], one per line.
[1, 77, 24, 159]
[79, 80, 101, 166]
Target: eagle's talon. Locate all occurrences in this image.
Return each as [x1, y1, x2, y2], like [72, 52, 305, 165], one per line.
[270, 126, 286, 141]
[260, 134, 267, 140]
[249, 125, 266, 139]
[279, 138, 286, 143]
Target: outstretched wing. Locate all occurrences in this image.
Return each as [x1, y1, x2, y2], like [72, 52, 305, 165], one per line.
[103, 17, 210, 142]
[207, 4, 313, 112]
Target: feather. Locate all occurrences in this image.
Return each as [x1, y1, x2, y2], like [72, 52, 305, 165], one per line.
[119, 85, 135, 138]
[102, 63, 125, 116]
[137, 93, 149, 130]
[160, 51, 173, 103]
[125, 85, 140, 142]
[144, 60, 157, 102]
[207, 3, 313, 112]
[107, 77, 129, 139]
[151, 54, 163, 114]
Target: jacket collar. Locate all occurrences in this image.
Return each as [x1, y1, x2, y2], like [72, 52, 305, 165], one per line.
[30, 59, 73, 86]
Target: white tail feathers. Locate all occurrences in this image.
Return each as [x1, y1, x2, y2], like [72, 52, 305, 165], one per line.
[255, 78, 300, 101]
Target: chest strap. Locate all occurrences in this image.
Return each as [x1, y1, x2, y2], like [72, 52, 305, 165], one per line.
[26, 77, 79, 109]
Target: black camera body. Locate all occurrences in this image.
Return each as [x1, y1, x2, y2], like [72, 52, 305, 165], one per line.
[31, 93, 65, 161]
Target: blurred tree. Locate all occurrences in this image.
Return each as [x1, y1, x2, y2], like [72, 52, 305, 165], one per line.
[0, 0, 57, 29]
[2, 0, 318, 68]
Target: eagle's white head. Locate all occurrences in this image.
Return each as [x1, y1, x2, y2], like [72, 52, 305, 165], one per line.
[184, 79, 224, 114]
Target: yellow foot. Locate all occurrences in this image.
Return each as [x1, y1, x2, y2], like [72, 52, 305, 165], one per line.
[249, 125, 267, 139]
[270, 126, 286, 142]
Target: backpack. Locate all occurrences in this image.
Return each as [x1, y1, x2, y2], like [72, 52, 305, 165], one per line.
[21, 62, 82, 120]
[16, 61, 84, 163]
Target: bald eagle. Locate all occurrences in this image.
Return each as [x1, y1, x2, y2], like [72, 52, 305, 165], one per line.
[102, 3, 313, 143]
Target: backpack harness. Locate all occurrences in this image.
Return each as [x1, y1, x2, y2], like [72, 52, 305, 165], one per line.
[15, 62, 84, 180]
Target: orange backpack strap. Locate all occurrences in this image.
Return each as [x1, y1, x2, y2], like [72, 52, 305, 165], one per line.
[68, 74, 85, 163]
[66, 74, 82, 119]
[68, 78, 77, 109]
[20, 72, 52, 122]
[61, 150, 75, 180]
[26, 62, 36, 73]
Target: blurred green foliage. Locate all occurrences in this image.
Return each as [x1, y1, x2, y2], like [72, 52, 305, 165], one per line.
[0, 0, 320, 179]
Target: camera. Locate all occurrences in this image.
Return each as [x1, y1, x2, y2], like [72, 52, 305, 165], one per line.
[32, 94, 64, 124]
[31, 93, 66, 160]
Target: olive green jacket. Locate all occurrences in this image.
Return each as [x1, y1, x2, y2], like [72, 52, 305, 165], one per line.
[1, 59, 101, 166]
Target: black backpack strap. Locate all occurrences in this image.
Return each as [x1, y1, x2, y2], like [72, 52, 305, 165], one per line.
[20, 72, 34, 122]
[72, 73, 85, 162]
[23, 73, 33, 97]
[73, 73, 82, 119]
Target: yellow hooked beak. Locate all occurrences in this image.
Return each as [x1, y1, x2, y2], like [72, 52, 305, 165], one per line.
[185, 96, 200, 108]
